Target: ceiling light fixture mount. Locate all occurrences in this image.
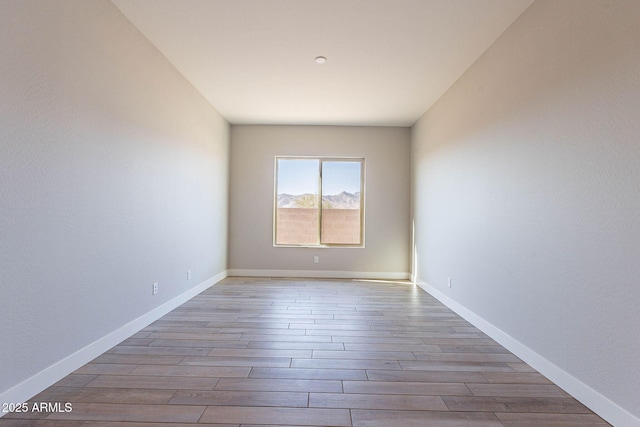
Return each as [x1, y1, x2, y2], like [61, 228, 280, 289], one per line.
[315, 56, 327, 64]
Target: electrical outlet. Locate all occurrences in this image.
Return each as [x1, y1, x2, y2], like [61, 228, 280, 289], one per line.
[313, 256, 319, 263]
[187, 270, 192, 280]
[153, 282, 158, 295]
[447, 277, 452, 288]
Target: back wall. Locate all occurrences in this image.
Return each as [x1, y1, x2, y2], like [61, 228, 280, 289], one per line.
[229, 125, 410, 278]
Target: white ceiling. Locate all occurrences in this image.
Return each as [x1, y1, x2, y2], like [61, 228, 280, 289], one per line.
[111, 0, 533, 126]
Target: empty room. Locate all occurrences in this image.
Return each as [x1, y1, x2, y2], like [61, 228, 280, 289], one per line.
[1, 0, 638, 426]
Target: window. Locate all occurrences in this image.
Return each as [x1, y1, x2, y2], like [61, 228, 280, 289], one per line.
[274, 157, 364, 247]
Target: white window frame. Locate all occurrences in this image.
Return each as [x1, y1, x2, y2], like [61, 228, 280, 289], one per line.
[273, 156, 365, 248]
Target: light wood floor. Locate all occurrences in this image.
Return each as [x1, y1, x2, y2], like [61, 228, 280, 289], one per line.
[1, 277, 609, 426]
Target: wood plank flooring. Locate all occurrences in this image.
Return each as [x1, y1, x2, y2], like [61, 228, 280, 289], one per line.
[1, 277, 610, 426]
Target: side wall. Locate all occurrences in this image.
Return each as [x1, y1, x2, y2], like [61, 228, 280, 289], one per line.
[229, 125, 410, 278]
[411, 0, 640, 424]
[0, 0, 229, 402]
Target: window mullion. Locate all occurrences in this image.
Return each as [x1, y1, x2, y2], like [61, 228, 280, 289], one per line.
[318, 160, 323, 245]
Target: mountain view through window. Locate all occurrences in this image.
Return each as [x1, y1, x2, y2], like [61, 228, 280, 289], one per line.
[275, 157, 364, 246]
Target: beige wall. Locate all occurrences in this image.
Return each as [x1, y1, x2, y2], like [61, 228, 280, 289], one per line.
[0, 0, 229, 400]
[230, 125, 411, 278]
[276, 208, 361, 246]
[411, 0, 640, 423]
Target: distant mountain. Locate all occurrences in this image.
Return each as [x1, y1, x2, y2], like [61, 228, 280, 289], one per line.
[277, 193, 305, 208]
[323, 191, 360, 209]
[278, 191, 360, 209]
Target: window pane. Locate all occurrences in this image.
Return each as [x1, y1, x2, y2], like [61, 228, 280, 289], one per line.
[275, 159, 320, 245]
[321, 161, 362, 245]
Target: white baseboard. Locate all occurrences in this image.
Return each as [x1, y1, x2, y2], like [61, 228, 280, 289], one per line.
[228, 269, 411, 281]
[0, 270, 228, 412]
[415, 279, 640, 427]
